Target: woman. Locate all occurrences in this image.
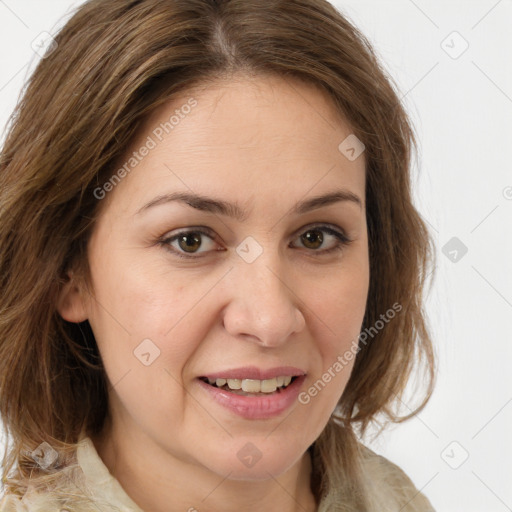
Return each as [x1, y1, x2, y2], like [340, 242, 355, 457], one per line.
[0, 0, 436, 510]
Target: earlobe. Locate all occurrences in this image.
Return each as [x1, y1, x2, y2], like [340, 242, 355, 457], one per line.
[56, 271, 89, 323]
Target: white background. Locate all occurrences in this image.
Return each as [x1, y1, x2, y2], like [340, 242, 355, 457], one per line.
[1, 1, 511, 510]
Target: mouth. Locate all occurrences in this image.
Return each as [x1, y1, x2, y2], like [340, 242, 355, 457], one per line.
[199, 375, 298, 396]
[196, 367, 307, 420]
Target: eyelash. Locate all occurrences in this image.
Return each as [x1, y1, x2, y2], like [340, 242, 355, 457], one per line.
[158, 224, 353, 260]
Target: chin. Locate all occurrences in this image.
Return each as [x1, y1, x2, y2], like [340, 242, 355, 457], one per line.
[202, 438, 308, 481]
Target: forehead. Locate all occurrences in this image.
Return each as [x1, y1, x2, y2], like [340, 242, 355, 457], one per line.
[102, 73, 365, 214]
[149, 73, 352, 152]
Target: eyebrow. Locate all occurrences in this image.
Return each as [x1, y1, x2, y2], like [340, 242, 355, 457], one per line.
[135, 189, 363, 220]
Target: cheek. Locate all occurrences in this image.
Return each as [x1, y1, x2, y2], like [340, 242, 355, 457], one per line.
[85, 252, 214, 377]
[298, 260, 368, 413]
[84, 264, 209, 427]
[308, 263, 369, 355]
[297, 279, 366, 424]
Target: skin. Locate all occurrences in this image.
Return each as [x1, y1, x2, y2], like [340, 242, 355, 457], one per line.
[57, 73, 369, 512]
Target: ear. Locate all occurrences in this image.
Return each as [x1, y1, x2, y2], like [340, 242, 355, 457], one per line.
[56, 271, 89, 323]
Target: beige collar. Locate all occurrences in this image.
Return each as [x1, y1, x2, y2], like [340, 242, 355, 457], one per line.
[76, 433, 143, 511]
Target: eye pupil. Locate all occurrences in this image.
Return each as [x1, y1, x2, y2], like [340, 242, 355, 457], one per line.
[302, 230, 323, 249]
[178, 233, 202, 252]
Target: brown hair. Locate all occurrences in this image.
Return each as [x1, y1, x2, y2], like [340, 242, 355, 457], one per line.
[0, 0, 436, 509]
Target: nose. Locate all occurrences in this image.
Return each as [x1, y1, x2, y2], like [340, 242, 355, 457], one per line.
[222, 256, 306, 347]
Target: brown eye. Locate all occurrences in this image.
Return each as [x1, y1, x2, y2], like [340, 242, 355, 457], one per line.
[291, 224, 351, 255]
[301, 229, 324, 249]
[161, 228, 219, 258]
[177, 232, 203, 253]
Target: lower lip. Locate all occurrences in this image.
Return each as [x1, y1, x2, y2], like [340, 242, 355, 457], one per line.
[196, 375, 306, 420]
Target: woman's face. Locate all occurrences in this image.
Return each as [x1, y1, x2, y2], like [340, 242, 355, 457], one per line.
[60, 74, 369, 480]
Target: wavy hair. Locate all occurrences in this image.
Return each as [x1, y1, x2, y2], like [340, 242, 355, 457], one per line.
[0, 0, 436, 509]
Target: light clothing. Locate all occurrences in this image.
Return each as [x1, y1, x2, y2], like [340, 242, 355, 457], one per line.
[0, 433, 435, 511]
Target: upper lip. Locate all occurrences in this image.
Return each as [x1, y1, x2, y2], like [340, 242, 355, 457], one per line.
[200, 366, 306, 381]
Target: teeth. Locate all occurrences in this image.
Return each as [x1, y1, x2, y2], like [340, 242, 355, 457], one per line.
[242, 379, 261, 393]
[226, 378, 242, 389]
[206, 376, 295, 393]
[260, 378, 277, 393]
